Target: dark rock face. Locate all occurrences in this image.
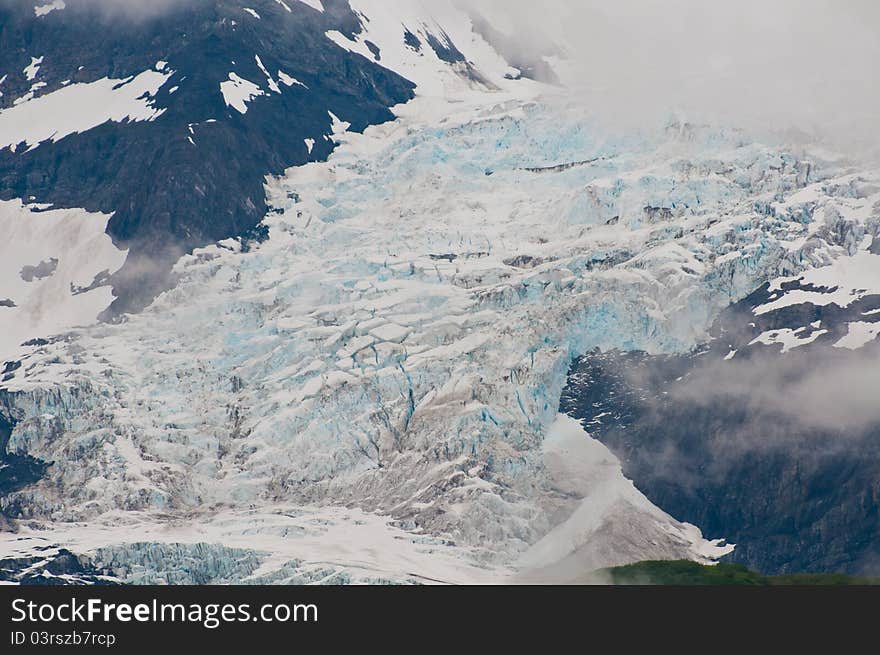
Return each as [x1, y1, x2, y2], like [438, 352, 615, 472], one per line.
[0, 0, 415, 314]
[561, 278, 880, 575]
[420, 26, 494, 87]
[403, 28, 422, 52]
[503, 254, 543, 269]
[0, 408, 50, 512]
[0, 547, 121, 585]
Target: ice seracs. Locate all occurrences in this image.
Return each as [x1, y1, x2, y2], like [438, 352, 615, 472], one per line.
[2, 0, 879, 584]
[515, 415, 733, 582]
[4, 89, 877, 583]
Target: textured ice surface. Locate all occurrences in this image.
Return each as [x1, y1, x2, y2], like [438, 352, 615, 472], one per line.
[2, 91, 878, 582]
[0, 506, 503, 585]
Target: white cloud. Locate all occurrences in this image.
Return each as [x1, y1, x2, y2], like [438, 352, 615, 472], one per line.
[470, 0, 880, 154]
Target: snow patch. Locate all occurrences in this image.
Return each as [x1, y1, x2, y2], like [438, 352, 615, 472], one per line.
[255, 55, 280, 93]
[219, 73, 264, 114]
[834, 321, 880, 350]
[756, 248, 880, 315]
[0, 200, 127, 363]
[23, 57, 43, 81]
[515, 415, 733, 581]
[34, 1, 65, 17]
[327, 111, 350, 142]
[324, 0, 529, 99]
[0, 68, 171, 152]
[750, 327, 829, 353]
[277, 71, 307, 89]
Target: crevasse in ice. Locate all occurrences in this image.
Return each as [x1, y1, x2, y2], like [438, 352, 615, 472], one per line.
[2, 99, 878, 583]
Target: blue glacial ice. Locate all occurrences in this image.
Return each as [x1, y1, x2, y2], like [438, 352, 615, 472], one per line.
[1, 99, 878, 582]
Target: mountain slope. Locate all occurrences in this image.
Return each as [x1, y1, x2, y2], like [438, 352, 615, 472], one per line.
[1, 0, 416, 320]
[0, 0, 532, 363]
[561, 238, 880, 574]
[2, 1, 880, 584]
[5, 89, 878, 581]
[597, 560, 879, 586]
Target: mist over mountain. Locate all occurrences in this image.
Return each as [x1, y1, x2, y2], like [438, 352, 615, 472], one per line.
[1, 0, 878, 584]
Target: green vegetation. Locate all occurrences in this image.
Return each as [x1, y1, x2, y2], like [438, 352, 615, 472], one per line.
[601, 560, 879, 586]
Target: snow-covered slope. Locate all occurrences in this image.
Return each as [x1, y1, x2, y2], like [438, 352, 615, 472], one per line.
[2, 0, 879, 583]
[0, 0, 424, 317]
[0, 200, 126, 364]
[5, 76, 878, 581]
[0, 64, 171, 151]
[515, 415, 732, 583]
[0, 0, 533, 338]
[324, 0, 519, 95]
[560, 200, 880, 574]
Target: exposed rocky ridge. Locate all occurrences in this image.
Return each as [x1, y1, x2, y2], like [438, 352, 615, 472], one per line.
[561, 241, 880, 574]
[3, 97, 876, 581]
[0, 0, 415, 314]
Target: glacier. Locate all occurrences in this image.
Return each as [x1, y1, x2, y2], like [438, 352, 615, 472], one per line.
[2, 81, 879, 582]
